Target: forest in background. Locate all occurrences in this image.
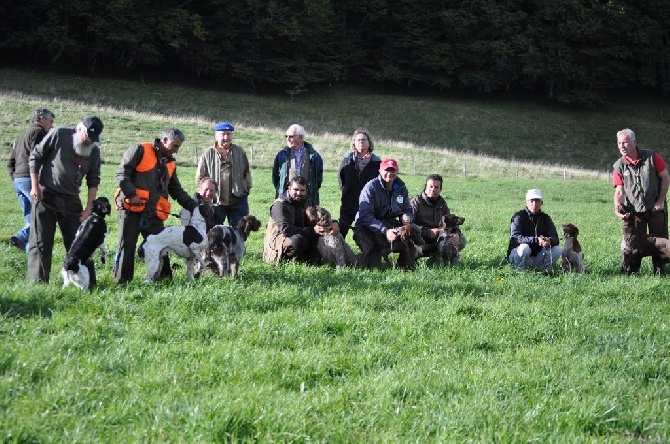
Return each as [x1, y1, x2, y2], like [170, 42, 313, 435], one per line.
[1, 0, 669, 105]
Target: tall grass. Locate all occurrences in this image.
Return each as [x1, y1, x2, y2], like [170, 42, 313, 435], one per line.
[0, 70, 669, 442]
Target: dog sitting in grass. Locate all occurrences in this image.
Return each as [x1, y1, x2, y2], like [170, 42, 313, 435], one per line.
[436, 214, 466, 265]
[61, 197, 111, 290]
[561, 223, 585, 273]
[306, 205, 358, 268]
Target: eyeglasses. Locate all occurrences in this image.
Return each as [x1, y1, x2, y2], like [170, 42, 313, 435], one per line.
[286, 134, 300, 139]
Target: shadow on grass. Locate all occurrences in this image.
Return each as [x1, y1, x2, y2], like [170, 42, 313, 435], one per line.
[0, 296, 54, 319]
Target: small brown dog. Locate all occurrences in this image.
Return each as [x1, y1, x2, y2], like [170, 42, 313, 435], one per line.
[561, 223, 585, 273]
[306, 205, 358, 268]
[619, 208, 670, 275]
[436, 214, 466, 265]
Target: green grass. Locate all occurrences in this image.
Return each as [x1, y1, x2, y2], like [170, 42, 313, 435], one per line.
[1, 69, 670, 442]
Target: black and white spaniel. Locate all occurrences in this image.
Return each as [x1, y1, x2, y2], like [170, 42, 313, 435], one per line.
[207, 215, 261, 277]
[61, 197, 111, 290]
[143, 196, 214, 281]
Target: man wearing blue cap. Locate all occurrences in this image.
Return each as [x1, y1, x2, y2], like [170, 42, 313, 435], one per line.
[27, 116, 104, 284]
[196, 121, 252, 226]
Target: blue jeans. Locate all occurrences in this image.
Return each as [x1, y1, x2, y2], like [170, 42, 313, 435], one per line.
[13, 177, 31, 248]
[214, 196, 249, 227]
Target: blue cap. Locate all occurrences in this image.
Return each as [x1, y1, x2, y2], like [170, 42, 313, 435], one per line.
[214, 121, 234, 132]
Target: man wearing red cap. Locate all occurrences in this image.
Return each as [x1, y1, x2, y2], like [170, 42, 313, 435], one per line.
[354, 158, 414, 269]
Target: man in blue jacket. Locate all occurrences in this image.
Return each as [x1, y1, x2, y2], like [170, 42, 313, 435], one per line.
[354, 158, 413, 269]
[507, 188, 562, 271]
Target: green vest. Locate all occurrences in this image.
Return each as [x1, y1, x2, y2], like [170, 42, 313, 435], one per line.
[614, 148, 662, 213]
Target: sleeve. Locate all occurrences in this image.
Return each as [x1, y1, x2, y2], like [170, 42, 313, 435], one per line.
[338, 156, 347, 191]
[654, 152, 668, 173]
[270, 200, 314, 238]
[315, 152, 324, 189]
[410, 196, 431, 238]
[357, 183, 387, 235]
[85, 150, 102, 189]
[117, 145, 143, 197]
[401, 189, 413, 222]
[7, 142, 16, 178]
[272, 150, 282, 192]
[196, 151, 210, 184]
[169, 171, 197, 212]
[545, 215, 560, 246]
[242, 149, 252, 189]
[612, 170, 624, 187]
[29, 130, 56, 174]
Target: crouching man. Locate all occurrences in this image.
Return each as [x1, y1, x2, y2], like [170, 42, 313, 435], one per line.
[263, 175, 338, 265]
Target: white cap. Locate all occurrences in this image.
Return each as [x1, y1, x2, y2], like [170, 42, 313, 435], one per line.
[525, 189, 543, 201]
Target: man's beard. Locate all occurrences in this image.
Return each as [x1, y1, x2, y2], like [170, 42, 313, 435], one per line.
[73, 134, 94, 157]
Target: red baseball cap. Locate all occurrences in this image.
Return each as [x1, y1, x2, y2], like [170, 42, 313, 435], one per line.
[380, 158, 399, 170]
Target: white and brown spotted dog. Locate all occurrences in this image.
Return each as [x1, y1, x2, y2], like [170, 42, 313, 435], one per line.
[561, 223, 585, 273]
[207, 215, 261, 277]
[143, 196, 214, 281]
[306, 205, 358, 268]
[436, 213, 466, 265]
[61, 197, 111, 290]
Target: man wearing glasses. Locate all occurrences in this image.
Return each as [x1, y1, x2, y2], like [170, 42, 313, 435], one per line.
[272, 123, 323, 204]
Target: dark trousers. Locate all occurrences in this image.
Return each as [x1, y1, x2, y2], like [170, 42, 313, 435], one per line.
[214, 196, 249, 227]
[114, 210, 170, 283]
[625, 208, 668, 273]
[337, 210, 356, 239]
[27, 192, 83, 283]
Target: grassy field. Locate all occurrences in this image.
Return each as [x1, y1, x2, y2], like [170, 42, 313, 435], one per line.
[1, 70, 669, 442]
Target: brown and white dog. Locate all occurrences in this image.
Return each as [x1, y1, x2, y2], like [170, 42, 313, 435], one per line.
[207, 215, 261, 277]
[561, 223, 585, 273]
[436, 213, 466, 265]
[306, 205, 358, 268]
[620, 209, 670, 275]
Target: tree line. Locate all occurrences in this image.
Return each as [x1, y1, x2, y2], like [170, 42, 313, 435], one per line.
[1, 0, 668, 105]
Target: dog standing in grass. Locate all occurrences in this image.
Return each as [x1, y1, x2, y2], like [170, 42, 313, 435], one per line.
[61, 197, 111, 290]
[207, 215, 262, 277]
[561, 223, 585, 273]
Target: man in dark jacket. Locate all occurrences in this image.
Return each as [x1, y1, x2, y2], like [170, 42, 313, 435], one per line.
[507, 188, 562, 271]
[114, 128, 197, 283]
[411, 173, 467, 257]
[28, 116, 103, 283]
[272, 124, 323, 204]
[354, 158, 414, 269]
[8, 108, 55, 252]
[263, 176, 338, 264]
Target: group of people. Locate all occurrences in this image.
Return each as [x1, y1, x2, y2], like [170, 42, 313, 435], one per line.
[8, 107, 670, 284]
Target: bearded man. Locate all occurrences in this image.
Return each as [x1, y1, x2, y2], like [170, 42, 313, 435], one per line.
[28, 116, 104, 283]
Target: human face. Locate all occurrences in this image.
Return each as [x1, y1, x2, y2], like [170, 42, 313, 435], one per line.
[617, 133, 637, 159]
[215, 130, 233, 150]
[39, 115, 54, 131]
[353, 133, 370, 155]
[287, 181, 307, 201]
[198, 180, 217, 203]
[526, 198, 543, 214]
[76, 124, 95, 147]
[379, 166, 398, 187]
[285, 131, 303, 149]
[424, 179, 442, 199]
[160, 137, 183, 155]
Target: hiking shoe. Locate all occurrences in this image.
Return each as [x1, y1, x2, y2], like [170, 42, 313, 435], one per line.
[10, 236, 26, 252]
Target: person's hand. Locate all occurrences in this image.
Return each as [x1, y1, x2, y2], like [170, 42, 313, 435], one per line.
[314, 224, 329, 235]
[330, 221, 340, 235]
[448, 233, 460, 245]
[401, 214, 411, 225]
[80, 206, 92, 222]
[430, 228, 441, 238]
[129, 195, 143, 206]
[653, 200, 665, 212]
[385, 228, 399, 243]
[30, 186, 42, 201]
[538, 235, 551, 248]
